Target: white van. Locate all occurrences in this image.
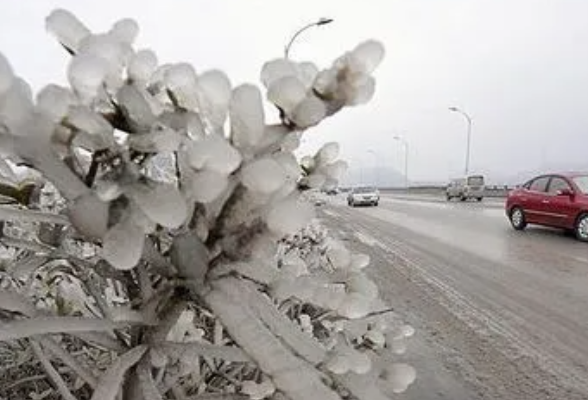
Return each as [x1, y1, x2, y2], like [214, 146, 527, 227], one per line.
[446, 175, 485, 201]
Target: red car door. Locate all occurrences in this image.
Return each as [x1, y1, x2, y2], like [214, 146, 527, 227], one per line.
[542, 176, 578, 228]
[524, 176, 551, 224]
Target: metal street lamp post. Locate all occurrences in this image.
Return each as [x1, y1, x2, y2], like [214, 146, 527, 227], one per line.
[368, 149, 378, 188]
[393, 136, 409, 190]
[284, 18, 334, 59]
[449, 107, 472, 175]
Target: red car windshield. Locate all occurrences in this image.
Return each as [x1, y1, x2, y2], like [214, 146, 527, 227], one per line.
[572, 176, 588, 194]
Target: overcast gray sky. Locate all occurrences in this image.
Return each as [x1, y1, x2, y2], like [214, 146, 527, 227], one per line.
[1, 0, 587, 185]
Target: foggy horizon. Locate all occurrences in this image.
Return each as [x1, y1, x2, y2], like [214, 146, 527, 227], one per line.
[2, 0, 587, 185]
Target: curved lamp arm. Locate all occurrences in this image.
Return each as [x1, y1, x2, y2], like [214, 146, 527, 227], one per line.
[284, 18, 333, 59]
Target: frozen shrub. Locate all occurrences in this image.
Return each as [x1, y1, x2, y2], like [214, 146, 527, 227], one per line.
[0, 9, 415, 400]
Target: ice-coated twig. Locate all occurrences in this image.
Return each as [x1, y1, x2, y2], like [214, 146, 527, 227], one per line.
[30, 339, 79, 400]
[0, 316, 125, 342]
[0, 206, 70, 225]
[158, 342, 252, 363]
[39, 336, 98, 388]
[205, 277, 342, 400]
[90, 345, 147, 400]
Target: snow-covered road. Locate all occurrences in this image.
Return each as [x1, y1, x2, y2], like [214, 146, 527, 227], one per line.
[319, 194, 588, 400]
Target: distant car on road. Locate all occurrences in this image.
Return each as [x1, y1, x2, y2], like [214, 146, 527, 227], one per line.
[446, 175, 485, 201]
[506, 173, 588, 242]
[347, 187, 380, 207]
[322, 187, 339, 196]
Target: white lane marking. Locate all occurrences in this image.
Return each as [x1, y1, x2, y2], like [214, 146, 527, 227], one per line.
[321, 209, 341, 218]
[568, 255, 588, 264]
[354, 230, 385, 248]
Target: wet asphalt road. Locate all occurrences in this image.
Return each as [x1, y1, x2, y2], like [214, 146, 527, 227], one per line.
[320, 193, 588, 400]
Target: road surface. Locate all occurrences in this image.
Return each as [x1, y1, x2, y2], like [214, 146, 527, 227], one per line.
[319, 193, 588, 400]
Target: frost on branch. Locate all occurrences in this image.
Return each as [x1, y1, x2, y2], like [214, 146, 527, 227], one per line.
[0, 9, 416, 400]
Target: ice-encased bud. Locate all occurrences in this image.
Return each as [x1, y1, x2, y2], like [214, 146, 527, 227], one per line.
[280, 253, 308, 278]
[46, 9, 90, 53]
[364, 329, 386, 348]
[67, 106, 114, 138]
[128, 126, 183, 153]
[349, 76, 376, 105]
[184, 112, 206, 139]
[129, 202, 157, 234]
[116, 84, 157, 130]
[300, 156, 315, 171]
[68, 53, 110, 98]
[198, 69, 232, 128]
[296, 62, 319, 88]
[165, 63, 197, 89]
[272, 178, 297, 200]
[305, 173, 326, 188]
[241, 158, 286, 194]
[230, 84, 265, 149]
[267, 76, 306, 113]
[316, 142, 339, 165]
[352, 40, 385, 74]
[322, 160, 348, 180]
[266, 196, 314, 235]
[260, 58, 297, 88]
[326, 244, 351, 269]
[36, 84, 76, 122]
[128, 183, 187, 229]
[94, 180, 123, 202]
[0, 53, 14, 95]
[165, 63, 199, 108]
[110, 18, 139, 44]
[128, 49, 158, 83]
[299, 313, 312, 328]
[186, 134, 242, 175]
[273, 152, 301, 180]
[291, 276, 319, 301]
[311, 284, 345, 310]
[325, 353, 350, 375]
[189, 170, 229, 203]
[349, 350, 372, 374]
[68, 192, 109, 239]
[381, 363, 416, 394]
[350, 253, 370, 270]
[290, 95, 326, 128]
[0, 78, 34, 132]
[337, 292, 372, 319]
[313, 69, 338, 97]
[149, 347, 168, 369]
[241, 380, 276, 400]
[347, 274, 378, 300]
[281, 132, 301, 152]
[102, 217, 145, 270]
[77, 34, 130, 81]
[166, 309, 202, 342]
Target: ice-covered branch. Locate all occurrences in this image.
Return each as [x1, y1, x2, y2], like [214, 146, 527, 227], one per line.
[0, 8, 417, 400]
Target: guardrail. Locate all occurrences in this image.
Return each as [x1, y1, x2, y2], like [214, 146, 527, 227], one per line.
[374, 186, 513, 198]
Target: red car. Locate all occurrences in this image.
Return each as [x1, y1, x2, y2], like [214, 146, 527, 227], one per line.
[506, 173, 588, 242]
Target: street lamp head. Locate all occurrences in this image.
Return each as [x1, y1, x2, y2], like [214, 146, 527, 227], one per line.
[317, 18, 334, 25]
[448, 106, 459, 112]
[393, 135, 401, 141]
